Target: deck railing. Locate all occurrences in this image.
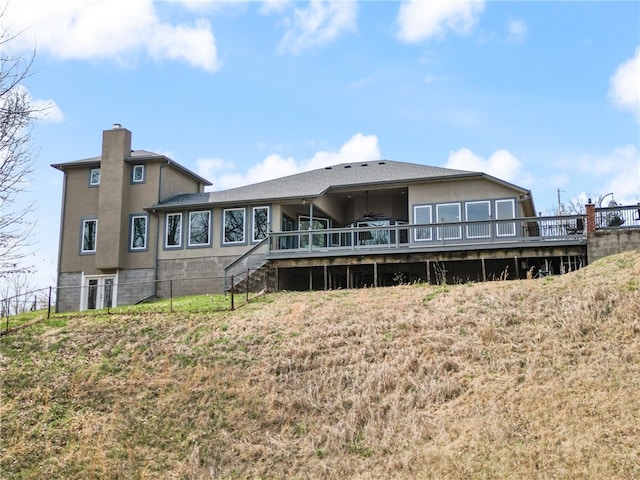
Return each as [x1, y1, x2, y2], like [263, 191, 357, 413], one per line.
[224, 237, 270, 291]
[595, 204, 640, 229]
[266, 214, 587, 257]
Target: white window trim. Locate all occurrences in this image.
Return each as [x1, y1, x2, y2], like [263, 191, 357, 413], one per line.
[132, 164, 144, 183]
[90, 168, 100, 186]
[223, 208, 246, 245]
[188, 210, 211, 247]
[465, 200, 491, 239]
[436, 203, 462, 241]
[130, 215, 148, 250]
[413, 205, 432, 242]
[252, 206, 270, 242]
[165, 212, 182, 248]
[81, 218, 98, 253]
[495, 199, 516, 237]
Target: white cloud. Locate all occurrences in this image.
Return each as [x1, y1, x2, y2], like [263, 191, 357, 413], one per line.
[3, 0, 220, 72]
[260, 0, 293, 15]
[444, 148, 531, 186]
[276, 0, 358, 54]
[609, 46, 640, 122]
[396, 0, 485, 43]
[507, 19, 527, 44]
[575, 145, 640, 203]
[0, 85, 64, 123]
[199, 133, 381, 191]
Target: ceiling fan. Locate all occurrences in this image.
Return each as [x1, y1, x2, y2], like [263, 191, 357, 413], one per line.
[352, 191, 384, 224]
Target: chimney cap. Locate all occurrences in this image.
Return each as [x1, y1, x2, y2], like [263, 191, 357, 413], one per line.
[112, 123, 122, 129]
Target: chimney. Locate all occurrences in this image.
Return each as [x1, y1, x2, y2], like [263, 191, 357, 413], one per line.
[95, 125, 132, 270]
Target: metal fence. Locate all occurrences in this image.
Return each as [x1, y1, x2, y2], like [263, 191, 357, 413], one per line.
[1, 271, 270, 334]
[595, 204, 640, 229]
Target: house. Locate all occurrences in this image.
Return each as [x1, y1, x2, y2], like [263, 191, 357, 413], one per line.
[53, 126, 588, 312]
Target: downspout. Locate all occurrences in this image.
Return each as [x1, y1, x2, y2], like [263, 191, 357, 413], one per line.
[149, 207, 160, 300]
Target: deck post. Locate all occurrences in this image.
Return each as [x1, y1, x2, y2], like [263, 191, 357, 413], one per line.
[347, 265, 351, 289]
[481, 258, 486, 282]
[373, 262, 378, 287]
[324, 264, 328, 290]
[426, 260, 430, 284]
[514, 256, 520, 279]
[309, 267, 313, 290]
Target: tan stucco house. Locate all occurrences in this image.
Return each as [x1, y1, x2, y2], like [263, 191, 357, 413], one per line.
[53, 126, 587, 312]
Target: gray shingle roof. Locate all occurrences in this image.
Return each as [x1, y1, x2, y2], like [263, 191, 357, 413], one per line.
[153, 160, 487, 210]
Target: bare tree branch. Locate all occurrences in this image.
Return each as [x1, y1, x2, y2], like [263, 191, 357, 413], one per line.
[0, 16, 41, 275]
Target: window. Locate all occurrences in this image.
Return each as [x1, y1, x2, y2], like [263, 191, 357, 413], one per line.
[252, 206, 270, 242]
[298, 216, 328, 248]
[495, 199, 516, 237]
[165, 213, 182, 248]
[223, 208, 245, 244]
[436, 203, 462, 240]
[130, 215, 148, 250]
[357, 219, 390, 245]
[465, 201, 491, 238]
[189, 211, 211, 246]
[413, 205, 432, 241]
[89, 168, 100, 186]
[81, 219, 97, 253]
[132, 164, 145, 183]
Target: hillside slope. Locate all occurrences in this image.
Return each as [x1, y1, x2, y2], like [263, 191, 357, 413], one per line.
[2, 251, 640, 479]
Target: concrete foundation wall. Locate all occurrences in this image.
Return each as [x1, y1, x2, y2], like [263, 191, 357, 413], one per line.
[57, 272, 83, 312]
[587, 229, 640, 264]
[156, 256, 236, 298]
[117, 268, 156, 306]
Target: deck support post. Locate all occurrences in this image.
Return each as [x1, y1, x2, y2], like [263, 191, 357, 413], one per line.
[426, 260, 431, 284]
[373, 262, 378, 288]
[309, 267, 313, 290]
[514, 256, 520, 279]
[347, 266, 351, 289]
[481, 258, 487, 282]
[324, 264, 328, 290]
[275, 267, 279, 292]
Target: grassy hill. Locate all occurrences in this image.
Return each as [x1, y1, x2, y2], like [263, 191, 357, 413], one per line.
[1, 251, 639, 479]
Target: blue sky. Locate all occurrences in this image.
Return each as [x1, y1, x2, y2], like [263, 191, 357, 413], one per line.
[3, 0, 640, 287]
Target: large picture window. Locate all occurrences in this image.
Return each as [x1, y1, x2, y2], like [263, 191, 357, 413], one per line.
[299, 216, 328, 248]
[252, 206, 270, 242]
[465, 201, 491, 238]
[436, 203, 462, 240]
[223, 208, 245, 244]
[189, 211, 211, 246]
[413, 205, 432, 241]
[130, 215, 148, 250]
[495, 199, 516, 237]
[81, 219, 97, 253]
[165, 213, 182, 248]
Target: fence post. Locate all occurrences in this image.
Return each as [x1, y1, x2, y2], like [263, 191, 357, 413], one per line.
[170, 280, 174, 313]
[230, 275, 235, 311]
[47, 286, 52, 319]
[246, 269, 250, 303]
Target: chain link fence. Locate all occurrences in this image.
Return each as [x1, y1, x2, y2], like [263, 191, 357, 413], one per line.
[2, 269, 272, 335]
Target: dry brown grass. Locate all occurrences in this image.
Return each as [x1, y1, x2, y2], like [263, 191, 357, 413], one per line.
[1, 251, 640, 479]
